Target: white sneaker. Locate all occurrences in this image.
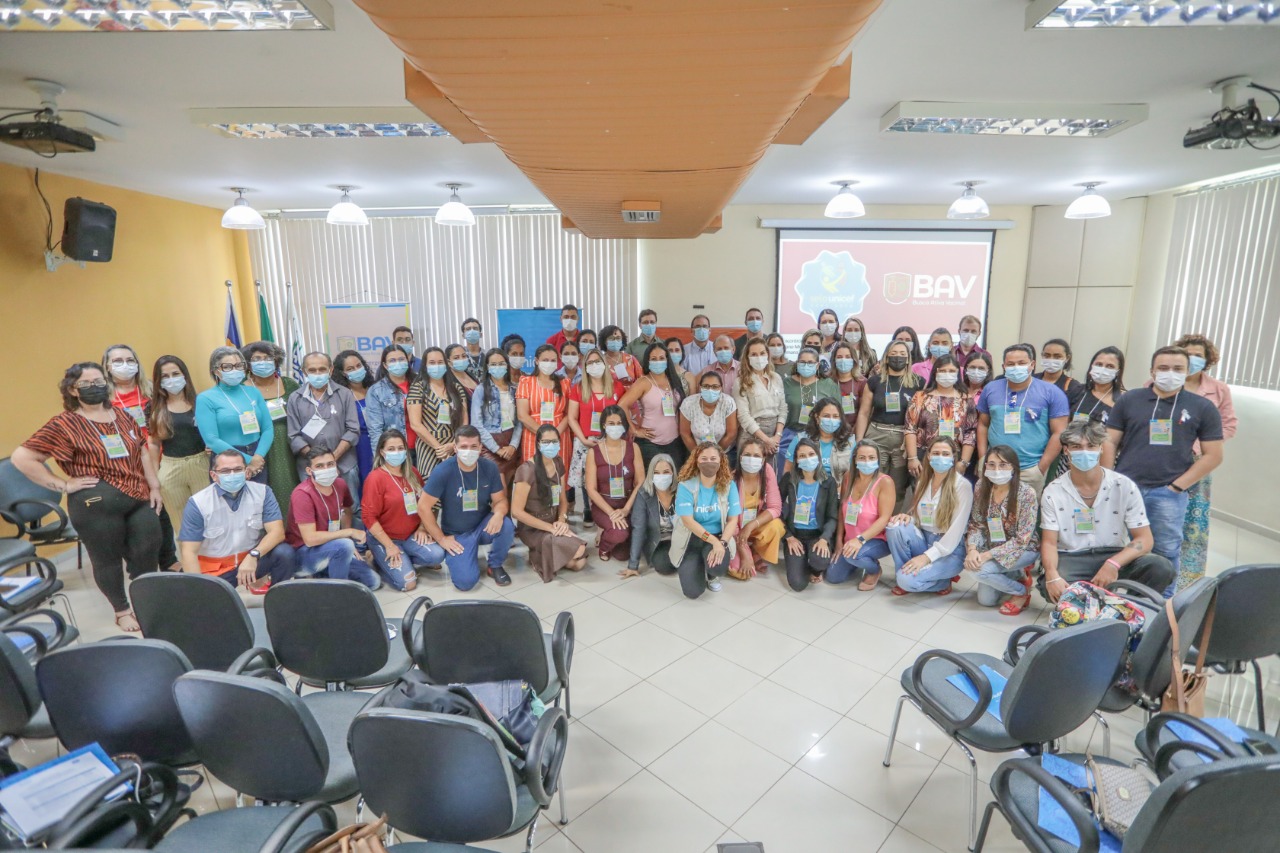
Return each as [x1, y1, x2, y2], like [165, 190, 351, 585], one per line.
[706, 573, 722, 592]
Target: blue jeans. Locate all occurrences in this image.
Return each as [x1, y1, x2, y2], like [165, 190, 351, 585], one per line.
[295, 538, 381, 590]
[443, 514, 516, 591]
[1139, 485, 1190, 591]
[973, 549, 1038, 607]
[886, 523, 964, 593]
[369, 537, 447, 591]
[826, 537, 891, 585]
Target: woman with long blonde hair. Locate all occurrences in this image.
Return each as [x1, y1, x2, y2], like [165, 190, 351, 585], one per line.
[670, 441, 741, 599]
[886, 436, 973, 596]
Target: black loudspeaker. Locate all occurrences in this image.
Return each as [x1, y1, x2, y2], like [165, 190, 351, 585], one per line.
[61, 197, 116, 263]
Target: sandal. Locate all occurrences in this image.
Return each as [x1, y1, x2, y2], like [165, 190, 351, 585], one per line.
[891, 585, 910, 596]
[935, 584, 953, 596]
[115, 611, 140, 632]
[999, 570, 1034, 616]
[598, 549, 612, 562]
[858, 576, 878, 592]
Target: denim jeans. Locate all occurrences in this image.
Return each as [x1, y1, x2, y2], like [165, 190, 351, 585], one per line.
[886, 523, 965, 593]
[295, 537, 381, 590]
[973, 549, 1038, 607]
[443, 514, 516, 591]
[368, 537, 447, 591]
[826, 537, 890, 585]
[1139, 485, 1190, 589]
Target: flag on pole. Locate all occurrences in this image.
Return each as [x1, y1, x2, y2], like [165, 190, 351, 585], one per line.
[256, 284, 276, 343]
[289, 303, 305, 383]
[224, 284, 242, 348]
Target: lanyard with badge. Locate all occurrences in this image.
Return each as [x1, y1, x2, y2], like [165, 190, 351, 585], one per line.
[539, 388, 556, 423]
[219, 386, 260, 435]
[741, 485, 759, 524]
[116, 388, 147, 429]
[1149, 391, 1177, 446]
[1073, 391, 1106, 424]
[660, 381, 675, 418]
[884, 376, 901, 414]
[937, 398, 956, 439]
[794, 482, 818, 526]
[318, 487, 341, 532]
[265, 379, 287, 421]
[301, 390, 335, 440]
[462, 467, 479, 512]
[987, 499, 1007, 543]
[917, 485, 937, 529]
[1003, 387, 1024, 434]
[844, 474, 877, 526]
[799, 384, 815, 423]
[91, 417, 130, 460]
[391, 472, 418, 515]
[498, 388, 515, 431]
[841, 381, 857, 415]
[605, 444, 627, 499]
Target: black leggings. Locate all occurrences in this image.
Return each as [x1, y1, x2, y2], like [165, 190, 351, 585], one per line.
[677, 538, 729, 599]
[637, 438, 688, 472]
[650, 542, 677, 575]
[156, 509, 178, 569]
[66, 481, 161, 612]
[785, 529, 832, 592]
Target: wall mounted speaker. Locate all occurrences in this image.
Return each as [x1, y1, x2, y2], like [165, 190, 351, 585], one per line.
[61, 197, 116, 262]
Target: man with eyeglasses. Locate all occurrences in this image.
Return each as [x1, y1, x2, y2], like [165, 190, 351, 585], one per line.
[177, 449, 297, 592]
[392, 326, 422, 373]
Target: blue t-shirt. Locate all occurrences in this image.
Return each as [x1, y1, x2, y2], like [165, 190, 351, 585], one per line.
[675, 479, 741, 536]
[786, 436, 834, 475]
[424, 457, 505, 535]
[977, 378, 1069, 469]
[178, 485, 283, 542]
[793, 480, 820, 530]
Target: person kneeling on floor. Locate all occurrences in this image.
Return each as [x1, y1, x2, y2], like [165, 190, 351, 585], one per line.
[418, 425, 517, 590]
[964, 444, 1040, 614]
[285, 445, 381, 589]
[178, 449, 297, 592]
[1039, 419, 1175, 602]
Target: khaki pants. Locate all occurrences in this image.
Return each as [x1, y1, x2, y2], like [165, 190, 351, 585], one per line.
[1020, 464, 1046, 500]
[158, 452, 211, 531]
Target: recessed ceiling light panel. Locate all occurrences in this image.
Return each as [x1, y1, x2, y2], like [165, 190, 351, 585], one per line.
[1028, 0, 1280, 28]
[211, 122, 449, 139]
[0, 0, 332, 31]
[881, 101, 1148, 138]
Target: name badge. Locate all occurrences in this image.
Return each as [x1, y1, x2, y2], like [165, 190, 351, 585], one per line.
[551, 485, 561, 507]
[462, 488, 479, 512]
[661, 393, 675, 417]
[741, 507, 758, 524]
[437, 400, 452, 422]
[100, 433, 128, 459]
[302, 413, 325, 440]
[590, 410, 601, 435]
[918, 500, 936, 529]
[987, 515, 1007, 543]
[613, 362, 630, 380]
[239, 409, 260, 434]
[539, 400, 555, 423]
[403, 492, 418, 515]
[609, 476, 626, 499]
[885, 392, 901, 414]
[799, 404, 812, 424]
[1003, 410, 1022, 434]
[1149, 418, 1172, 446]
[1073, 507, 1095, 534]
[1072, 412, 1090, 423]
[841, 393, 857, 415]
[702, 432, 716, 445]
[327, 519, 340, 533]
[266, 397, 287, 421]
[126, 406, 146, 428]
[938, 418, 955, 439]
[794, 495, 815, 526]
[844, 500, 861, 526]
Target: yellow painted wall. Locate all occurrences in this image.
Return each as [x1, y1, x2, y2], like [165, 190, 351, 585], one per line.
[0, 162, 259, 457]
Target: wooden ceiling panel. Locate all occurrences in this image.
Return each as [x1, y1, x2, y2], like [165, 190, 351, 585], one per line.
[353, 0, 879, 237]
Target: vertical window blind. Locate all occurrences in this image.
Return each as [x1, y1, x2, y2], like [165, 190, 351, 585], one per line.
[247, 213, 638, 356]
[1161, 173, 1280, 390]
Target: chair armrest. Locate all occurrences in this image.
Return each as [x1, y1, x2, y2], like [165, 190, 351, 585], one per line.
[1144, 712, 1248, 772]
[524, 706, 569, 808]
[1153, 740, 1230, 777]
[908, 649, 993, 731]
[0, 507, 24, 537]
[1, 608, 69, 653]
[257, 801, 339, 853]
[0, 559, 58, 615]
[229, 646, 283, 682]
[400, 595, 433, 664]
[1, 624, 47, 657]
[990, 757, 1099, 853]
[47, 760, 180, 849]
[10, 498, 70, 537]
[1004, 625, 1050, 666]
[552, 611, 575, 687]
[1106, 579, 1164, 608]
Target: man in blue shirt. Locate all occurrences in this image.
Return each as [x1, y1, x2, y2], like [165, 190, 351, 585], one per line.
[976, 343, 1069, 497]
[393, 326, 422, 373]
[420, 425, 516, 589]
[178, 449, 297, 590]
[684, 314, 716, 375]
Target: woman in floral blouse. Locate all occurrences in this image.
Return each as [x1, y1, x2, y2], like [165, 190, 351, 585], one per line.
[963, 444, 1040, 615]
[904, 354, 977, 483]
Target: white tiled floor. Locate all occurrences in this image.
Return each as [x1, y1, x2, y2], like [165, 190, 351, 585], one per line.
[17, 516, 1280, 853]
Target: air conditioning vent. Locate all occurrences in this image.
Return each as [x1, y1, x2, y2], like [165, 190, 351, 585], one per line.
[621, 200, 661, 223]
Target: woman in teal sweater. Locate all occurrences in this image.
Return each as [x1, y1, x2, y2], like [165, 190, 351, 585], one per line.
[195, 345, 274, 483]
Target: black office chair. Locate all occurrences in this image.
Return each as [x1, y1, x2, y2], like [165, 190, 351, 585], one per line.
[976, 750, 1280, 853]
[885, 620, 1130, 850]
[264, 579, 411, 690]
[132, 572, 271, 672]
[349, 706, 568, 853]
[0, 457, 83, 571]
[1135, 710, 1280, 774]
[0, 554, 74, 626]
[0, 610, 74, 777]
[173, 656, 366, 806]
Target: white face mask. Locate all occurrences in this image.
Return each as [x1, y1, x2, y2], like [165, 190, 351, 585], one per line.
[604, 424, 626, 440]
[959, 332, 978, 347]
[1040, 358, 1066, 373]
[1089, 365, 1118, 384]
[739, 455, 764, 474]
[768, 346, 785, 359]
[844, 331, 862, 344]
[653, 473, 673, 490]
[456, 448, 480, 467]
[312, 467, 339, 487]
[538, 361, 558, 376]
[1153, 370, 1186, 393]
[935, 372, 958, 388]
[586, 362, 606, 378]
[110, 363, 139, 380]
[966, 368, 989, 384]
[508, 355, 526, 370]
[561, 355, 580, 369]
[748, 355, 770, 371]
[985, 469, 1013, 485]
[820, 322, 837, 336]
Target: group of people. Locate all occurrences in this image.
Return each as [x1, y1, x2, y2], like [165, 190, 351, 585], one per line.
[12, 304, 1234, 629]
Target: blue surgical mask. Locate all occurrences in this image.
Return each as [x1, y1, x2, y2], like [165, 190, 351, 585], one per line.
[539, 442, 561, 459]
[819, 417, 841, 434]
[700, 388, 722, 404]
[1070, 449, 1101, 472]
[579, 342, 596, 354]
[218, 471, 246, 494]
[746, 319, 763, 334]
[220, 369, 246, 386]
[398, 343, 415, 357]
[797, 456, 820, 473]
[715, 350, 733, 365]
[795, 362, 817, 378]
[856, 460, 879, 475]
[607, 339, 623, 352]
[692, 327, 710, 343]
[929, 345, 950, 359]
[250, 361, 277, 378]
[464, 329, 481, 345]
[384, 449, 407, 467]
[670, 351, 683, 366]
[929, 455, 955, 473]
[1004, 365, 1031, 383]
[386, 361, 410, 377]
[488, 364, 508, 379]
[835, 357, 854, 374]
[649, 360, 668, 374]
[306, 373, 329, 389]
[451, 358, 470, 372]
[640, 323, 657, 338]
[346, 367, 367, 384]
[1188, 355, 1206, 376]
[425, 364, 447, 380]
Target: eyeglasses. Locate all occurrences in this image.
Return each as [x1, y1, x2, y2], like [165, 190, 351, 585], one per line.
[214, 468, 246, 476]
[219, 362, 247, 371]
[249, 356, 275, 363]
[74, 380, 108, 390]
[108, 358, 138, 366]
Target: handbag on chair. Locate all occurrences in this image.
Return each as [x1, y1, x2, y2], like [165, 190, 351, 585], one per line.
[304, 814, 389, 853]
[1086, 757, 1157, 838]
[1160, 596, 1215, 716]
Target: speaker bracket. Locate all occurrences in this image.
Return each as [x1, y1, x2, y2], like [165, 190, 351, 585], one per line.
[45, 250, 85, 273]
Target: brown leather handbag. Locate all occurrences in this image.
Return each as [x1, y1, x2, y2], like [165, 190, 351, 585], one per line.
[304, 815, 389, 853]
[1160, 595, 1215, 716]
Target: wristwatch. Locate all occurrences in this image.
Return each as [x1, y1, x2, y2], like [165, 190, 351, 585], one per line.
[248, 549, 261, 559]
[855, 535, 866, 544]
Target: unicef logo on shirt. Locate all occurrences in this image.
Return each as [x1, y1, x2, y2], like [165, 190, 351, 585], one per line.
[793, 250, 870, 320]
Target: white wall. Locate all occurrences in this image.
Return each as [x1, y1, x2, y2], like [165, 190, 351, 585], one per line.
[637, 202, 1034, 355]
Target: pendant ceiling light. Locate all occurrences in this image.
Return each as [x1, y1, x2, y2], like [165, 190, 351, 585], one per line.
[221, 187, 265, 230]
[435, 183, 475, 227]
[823, 180, 865, 219]
[947, 181, 990, 220]
[326, 185, 369, 226]
[1064, 182, 1111, 219]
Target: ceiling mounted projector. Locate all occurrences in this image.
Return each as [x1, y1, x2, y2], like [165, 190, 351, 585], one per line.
[1183, 76, 1280, 150]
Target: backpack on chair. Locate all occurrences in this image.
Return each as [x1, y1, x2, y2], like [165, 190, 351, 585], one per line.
[1050, 581, 1147, 696]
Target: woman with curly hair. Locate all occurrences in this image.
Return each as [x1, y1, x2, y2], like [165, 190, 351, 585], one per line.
[670, 442, 741, 599]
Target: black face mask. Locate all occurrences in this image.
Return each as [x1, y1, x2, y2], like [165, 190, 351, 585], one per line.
[886, 356, 909, 371]
[77, 384, 110, 405]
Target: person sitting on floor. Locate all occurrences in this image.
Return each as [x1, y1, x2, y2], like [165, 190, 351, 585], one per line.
[963, 444, 1040, 614]
[284, 445, 381, 590]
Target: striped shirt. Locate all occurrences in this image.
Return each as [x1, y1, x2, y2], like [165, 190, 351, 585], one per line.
[23, 409, 151, 501]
